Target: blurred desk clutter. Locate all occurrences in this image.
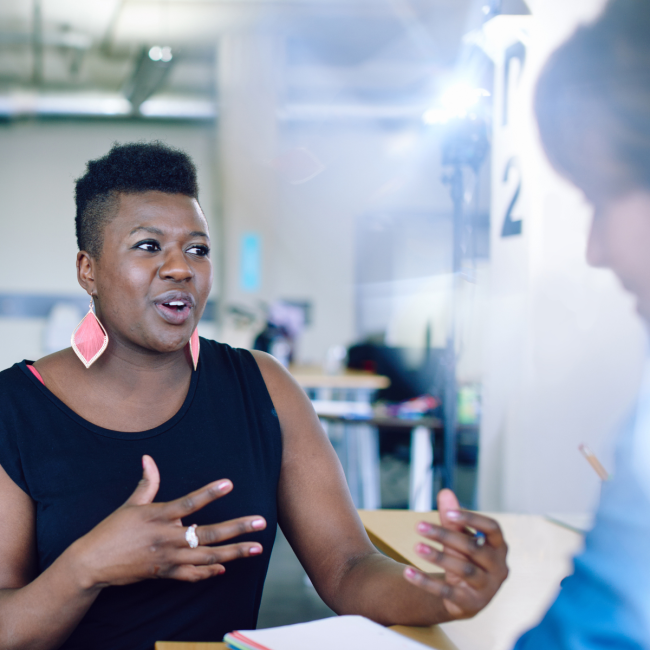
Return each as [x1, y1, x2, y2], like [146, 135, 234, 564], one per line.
[290, 345, 480, 510]
[290, 365, 447, 510]
[358, 510, 584, 650]
[290, 366, 391, 510]
[253, 301, 310, 368]
[346, 343, 479, 505]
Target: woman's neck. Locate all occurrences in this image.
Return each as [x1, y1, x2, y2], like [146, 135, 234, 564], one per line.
[33, 345, 195, 432]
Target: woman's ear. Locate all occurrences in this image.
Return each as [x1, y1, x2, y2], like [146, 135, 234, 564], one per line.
[77, 251, 96, 295]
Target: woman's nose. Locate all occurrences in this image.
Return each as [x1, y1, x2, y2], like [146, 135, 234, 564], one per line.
[586, 214, 608, 268]
[159, 248, 193, 281]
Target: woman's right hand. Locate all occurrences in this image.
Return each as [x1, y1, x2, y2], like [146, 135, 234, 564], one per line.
[69, 455, 266, 590]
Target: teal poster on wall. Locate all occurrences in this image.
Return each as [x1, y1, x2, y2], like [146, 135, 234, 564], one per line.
[240, 232, 261, 292]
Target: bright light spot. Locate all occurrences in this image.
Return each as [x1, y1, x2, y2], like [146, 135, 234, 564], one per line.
[482, 5, 491, 14]
[423, 84, 490, 125]
[441, 84, 490, 113]
[422, 107, 452, 125]
[150, 46, 172, 62]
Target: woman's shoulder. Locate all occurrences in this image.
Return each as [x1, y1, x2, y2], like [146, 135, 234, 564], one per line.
[30, 348, 75, 375]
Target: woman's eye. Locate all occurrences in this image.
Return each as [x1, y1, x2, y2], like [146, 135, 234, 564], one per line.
[187, 245, 210, 257]
[135, 240, 161, 252]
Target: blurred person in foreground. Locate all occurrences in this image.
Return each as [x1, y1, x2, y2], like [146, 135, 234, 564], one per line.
[413, 0, 650, 646]
[0, 141, 508, 650]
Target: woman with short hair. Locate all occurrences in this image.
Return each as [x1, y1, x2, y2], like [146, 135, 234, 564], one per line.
[0, 141, 508, 650]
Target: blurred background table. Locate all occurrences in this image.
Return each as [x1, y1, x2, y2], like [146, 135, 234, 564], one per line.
[290, 367, 448, 512]
[358, 509, 584, 650]
[290, 367, 390, 510]
[290, 366, 391, 394]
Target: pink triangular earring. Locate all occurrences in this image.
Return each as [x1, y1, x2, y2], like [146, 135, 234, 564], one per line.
[71, 297, 109, 369]
[189, 328, 200, 371]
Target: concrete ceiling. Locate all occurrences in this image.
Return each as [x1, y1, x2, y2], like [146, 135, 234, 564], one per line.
[0, 0, 499, 117]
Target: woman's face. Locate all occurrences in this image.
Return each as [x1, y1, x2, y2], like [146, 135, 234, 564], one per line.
[83, 190, 213, 355]
[587, 189, 650, 324]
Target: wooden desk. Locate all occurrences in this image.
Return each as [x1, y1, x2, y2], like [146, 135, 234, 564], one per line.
[290, 367, 390, 392]
[358, 509, 584, 650]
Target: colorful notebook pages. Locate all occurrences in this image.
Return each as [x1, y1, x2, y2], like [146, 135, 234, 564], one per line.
[223, 615, 429, 650]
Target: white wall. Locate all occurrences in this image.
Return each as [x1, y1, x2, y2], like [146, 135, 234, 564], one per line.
[278, 124, 461, 364]
[216, 31, 471, 365]
[0, 119, 217, 370]
[478, 1, 648, 514]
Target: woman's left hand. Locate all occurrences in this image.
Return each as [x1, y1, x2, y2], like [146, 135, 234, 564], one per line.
[403, 489, 509, 620]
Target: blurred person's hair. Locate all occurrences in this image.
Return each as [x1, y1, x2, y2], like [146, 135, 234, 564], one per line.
[74, 141, 199, 259]
[535, 0, 650, 197]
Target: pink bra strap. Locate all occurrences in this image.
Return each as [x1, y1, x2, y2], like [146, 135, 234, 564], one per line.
[27, 364, 45, 386]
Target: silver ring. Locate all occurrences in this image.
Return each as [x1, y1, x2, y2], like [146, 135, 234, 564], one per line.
[185, 524, 199, 549]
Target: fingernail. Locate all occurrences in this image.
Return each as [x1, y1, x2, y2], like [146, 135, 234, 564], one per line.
[249, 546, 262, 555]
[447, 510, 462, 521]
[217, 480, 231, 491]
[417, 522, 433, 533]
[251, 518, 266, 530]
[404, 567, 417, 579]
[416, 542, 431, 555]
[218, 566, 226, 574]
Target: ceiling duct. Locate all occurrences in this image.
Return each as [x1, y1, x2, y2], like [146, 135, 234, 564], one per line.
[122, 46, 175, 113]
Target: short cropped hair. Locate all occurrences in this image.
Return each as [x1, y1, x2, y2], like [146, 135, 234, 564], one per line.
[74, 141, 199, 259]
[535, 0, 650, 197]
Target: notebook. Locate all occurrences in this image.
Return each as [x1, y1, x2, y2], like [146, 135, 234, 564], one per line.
[224, 615, 429, 650]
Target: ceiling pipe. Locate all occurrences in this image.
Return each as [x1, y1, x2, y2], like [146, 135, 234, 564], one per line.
[122, 46, 176, 114]
[32, 0, 43, 85]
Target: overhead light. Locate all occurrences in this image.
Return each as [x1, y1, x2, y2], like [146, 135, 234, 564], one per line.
[148, 45, 172, 63]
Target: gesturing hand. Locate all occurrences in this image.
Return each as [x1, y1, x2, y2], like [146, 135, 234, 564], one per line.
[402, 489, 508, 620]
[71, 455, 266, 589]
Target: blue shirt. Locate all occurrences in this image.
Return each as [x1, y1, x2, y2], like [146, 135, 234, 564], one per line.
[515, 369, 650, 649]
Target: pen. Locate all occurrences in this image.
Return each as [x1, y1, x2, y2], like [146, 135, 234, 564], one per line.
[579, 443, 609, 481]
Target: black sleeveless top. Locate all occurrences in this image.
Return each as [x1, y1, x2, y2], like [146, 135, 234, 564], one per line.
[0, 339, 282, 650]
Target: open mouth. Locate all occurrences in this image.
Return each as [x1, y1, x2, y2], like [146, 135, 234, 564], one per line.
[162, 300, 188, 312]
[153, 293, 195, 325]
